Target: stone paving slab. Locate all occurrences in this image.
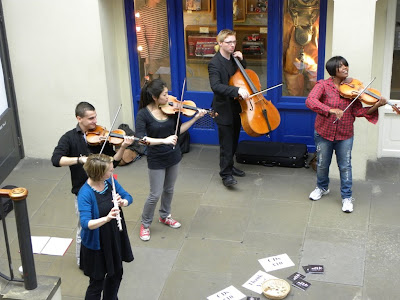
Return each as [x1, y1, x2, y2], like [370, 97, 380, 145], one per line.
[1, 149, 400, 299]
[188, 206, 250, 241]
[300, 226, 367, 286]
[364, 224, 400, 299]
[248, 199, 311, 236]
[119, 247, 178, 300]
[159, 269, 229, 300]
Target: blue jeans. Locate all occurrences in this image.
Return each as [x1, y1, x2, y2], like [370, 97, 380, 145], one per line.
[314, 131, 353, 199]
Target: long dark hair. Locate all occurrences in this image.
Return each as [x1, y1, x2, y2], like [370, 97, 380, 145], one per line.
[139, 79, 167, 109]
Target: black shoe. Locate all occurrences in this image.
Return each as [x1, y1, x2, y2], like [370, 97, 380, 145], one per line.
[232, 166, 245, 177]
[222, 175, 237, 187]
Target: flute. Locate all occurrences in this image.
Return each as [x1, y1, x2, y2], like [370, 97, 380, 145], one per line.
[111, 174, 123, 231]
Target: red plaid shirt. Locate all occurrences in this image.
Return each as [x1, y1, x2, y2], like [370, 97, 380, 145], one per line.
[306, 77, 378, 141]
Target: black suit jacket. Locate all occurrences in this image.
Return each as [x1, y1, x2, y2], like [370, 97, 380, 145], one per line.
[208, 51, 247, 125]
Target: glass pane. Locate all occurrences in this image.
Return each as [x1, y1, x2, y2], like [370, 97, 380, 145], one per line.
[234, 0, 268, 91]
[282, 0, 320, 97]
[134, 0, 171, 87]
[183, 0, 217, 91]
[0, 58, 8, 115]
[390, 1, 400, 99]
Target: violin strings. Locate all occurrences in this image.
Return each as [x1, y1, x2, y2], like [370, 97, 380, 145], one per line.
[174, 78, 186, 138]
[99, 104, 122, 154]
[333, 78, 375, 124]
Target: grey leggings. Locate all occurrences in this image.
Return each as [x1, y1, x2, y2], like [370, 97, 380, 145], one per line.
[141, 163, 180, 228]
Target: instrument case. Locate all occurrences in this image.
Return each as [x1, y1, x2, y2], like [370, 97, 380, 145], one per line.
[236, 140, 308, 168]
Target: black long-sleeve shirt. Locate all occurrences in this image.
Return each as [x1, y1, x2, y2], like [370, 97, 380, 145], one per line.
[51, 125, 117, 195]
[135, 108, 181, 170]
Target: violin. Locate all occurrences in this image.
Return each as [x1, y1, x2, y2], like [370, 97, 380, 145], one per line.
[340, 78, 400, 114]
[229, 56, 280, 137]
[86, 125, 148, 146]
[159, 96, 218, 118]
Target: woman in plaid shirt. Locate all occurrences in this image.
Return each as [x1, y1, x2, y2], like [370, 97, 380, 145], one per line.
[306, 56, 387, 213]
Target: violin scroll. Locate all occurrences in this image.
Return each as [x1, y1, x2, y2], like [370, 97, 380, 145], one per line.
[387, 101, 400, 115]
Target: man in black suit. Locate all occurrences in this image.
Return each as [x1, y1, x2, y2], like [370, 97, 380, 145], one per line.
[208, 29, 249, 187]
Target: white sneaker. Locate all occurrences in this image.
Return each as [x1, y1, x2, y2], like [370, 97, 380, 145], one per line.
[342, 198, 354, 213]
[309, 187, 330, 201]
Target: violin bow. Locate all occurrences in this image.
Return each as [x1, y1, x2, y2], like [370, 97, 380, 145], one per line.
[333, 77, 375, 124]
[249, 83, 283, 99]
[99, 104, 122, 154]
[98, 105, 124, 231]
[173, 78, 186, 149]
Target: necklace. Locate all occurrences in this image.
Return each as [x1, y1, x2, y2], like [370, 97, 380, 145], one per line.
[89, 180, 108, 194]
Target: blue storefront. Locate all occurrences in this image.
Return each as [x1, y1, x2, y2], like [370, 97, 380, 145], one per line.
[124, 0, 327, 152]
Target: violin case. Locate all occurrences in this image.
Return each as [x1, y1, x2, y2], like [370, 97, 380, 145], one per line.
[236, 141, 308, 168]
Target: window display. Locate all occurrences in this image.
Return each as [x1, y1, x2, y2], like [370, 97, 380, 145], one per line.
[282, 0, 320, 97]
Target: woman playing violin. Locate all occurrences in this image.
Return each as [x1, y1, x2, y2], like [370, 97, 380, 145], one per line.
[135, 79, 206, 241]
[306, 56, 387, 213]
[208, 29, 249, 188]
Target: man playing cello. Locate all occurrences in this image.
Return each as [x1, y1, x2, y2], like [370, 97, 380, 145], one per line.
[208, 29, 249, 188]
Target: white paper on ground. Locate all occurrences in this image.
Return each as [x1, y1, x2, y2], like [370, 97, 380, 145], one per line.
[207, 285, 246, 300]
[242, 270, 278, 294]
[31, 236, 73, 256]
[258, 253, 295, 272]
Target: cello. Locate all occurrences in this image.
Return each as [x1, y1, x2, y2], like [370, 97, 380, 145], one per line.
[229, 56, 281, 137]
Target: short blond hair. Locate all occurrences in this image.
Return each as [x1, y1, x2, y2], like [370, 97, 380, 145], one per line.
[216, 29, 236, 43]
[83, 154, 113, 181]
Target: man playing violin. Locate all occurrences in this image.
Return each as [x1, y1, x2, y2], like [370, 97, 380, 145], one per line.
[51, 101, 134, 266]
[306, 56, 387, 213]
[208, 29, 249, 188]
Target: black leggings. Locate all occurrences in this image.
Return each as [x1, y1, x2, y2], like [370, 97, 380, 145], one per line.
[85, 268, 123, 300]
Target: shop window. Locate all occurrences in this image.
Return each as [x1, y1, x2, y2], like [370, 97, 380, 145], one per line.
[282, 0, 320, 97]
[390, 1, 400, 99]
[134, 0, 171, 87]
[183, 0, 216, 91]
[233, 0, 268, 91]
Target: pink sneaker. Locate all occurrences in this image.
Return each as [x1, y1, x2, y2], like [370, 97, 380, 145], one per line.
[159, 215, 181, 228]
[139, 224, 150, 241]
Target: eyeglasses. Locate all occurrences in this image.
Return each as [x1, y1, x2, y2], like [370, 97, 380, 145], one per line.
[223, 40, 237, 45]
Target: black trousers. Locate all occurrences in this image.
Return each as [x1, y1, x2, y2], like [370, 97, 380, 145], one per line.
[217, 114, 241, 178]
[85, 268, 123, 300]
